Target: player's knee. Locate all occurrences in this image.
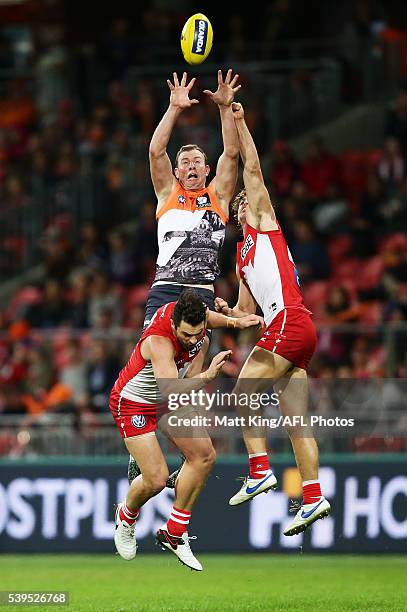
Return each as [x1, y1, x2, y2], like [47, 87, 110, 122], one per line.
[199, 444, 216, 468]
[144, 469, 169, 494]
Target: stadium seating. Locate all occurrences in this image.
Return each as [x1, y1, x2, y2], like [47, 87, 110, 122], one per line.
[327, 235, 352, 266]
[356, 256, 385, 290]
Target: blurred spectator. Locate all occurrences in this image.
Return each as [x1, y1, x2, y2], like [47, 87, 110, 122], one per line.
[108, 229, 139, 286]
[385, 85, 407, 155]
[76, 221, 108, 270]
[59, 338, 87, 406]
[261, 0, 298, 60]
[290, 218, 330, 281]
[269, 140, 299, 198]
[133, 201, 158, 281]
[67, 269, 90, 329]
[53, 141, 78, 180]
[300, 137, 341, 200]
[2, 174, 30, 211]
[101, 18, 135, 80]
[40, 225, 75, 281]
[0, 341, 28, 387]
[0, 79, 36, 130]
[124, 304, 145, 331]
[357, 173, 386, 228]
[85, 339, 119, 412]
[224, 15, 247, 63]
[376, 137, 405, 193]
[283, 70, 314, 136]
[25, 278, 70, 328]
[35, 26, 70, 120]
[88, 270, 122, 328]
[350, 335, 385, 378]
[312, 182, 349, 234]
[21, 344, 54, 411]
[134, 201, 157, 258]
[325, 286, 357, 323]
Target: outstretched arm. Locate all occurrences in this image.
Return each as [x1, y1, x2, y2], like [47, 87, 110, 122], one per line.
[232, 103, 277, 228]
[143, 335, 231, 395]
[149, 72, 198, 204]
[206, 305, 263, 330]
[215, 271, 258, 318]
[204, 70, 241, 216]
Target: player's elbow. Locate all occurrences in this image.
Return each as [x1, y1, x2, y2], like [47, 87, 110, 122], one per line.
[225, 146, 240, 160]
[149, 145, 165, 160]
[244, 161, 261, 175]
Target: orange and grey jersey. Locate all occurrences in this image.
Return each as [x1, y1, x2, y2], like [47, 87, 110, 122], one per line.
[153, 182, 228, 285]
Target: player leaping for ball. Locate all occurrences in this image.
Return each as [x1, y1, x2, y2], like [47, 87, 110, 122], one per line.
[111, 288, 262, 570]
[146, 68, 241, 323]
[215, 103, 331, 536]
[128, 69, 241, 485]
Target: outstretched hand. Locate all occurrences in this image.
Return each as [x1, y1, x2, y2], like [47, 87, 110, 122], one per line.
[205, 350, 232, 381]
[203, 69, 241, 106]
[231, 102, 245, 120]
[167, 72, 199, 109]
[214, 296, 231, 315]
[236, 314, 265, 330]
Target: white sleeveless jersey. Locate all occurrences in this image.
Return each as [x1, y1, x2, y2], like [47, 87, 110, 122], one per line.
[237, 223, 310, 326]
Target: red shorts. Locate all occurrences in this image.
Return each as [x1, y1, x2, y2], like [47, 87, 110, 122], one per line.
[112, 413, 157, 439]
[110, 392, 158, 438]
[256, 308, 317, 371]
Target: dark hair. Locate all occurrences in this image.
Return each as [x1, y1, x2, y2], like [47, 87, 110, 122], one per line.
[175, 144, 208, 167]
[172, 288, 207, 328]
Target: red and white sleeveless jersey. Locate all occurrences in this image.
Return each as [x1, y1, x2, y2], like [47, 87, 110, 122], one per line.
[111, 302, 206, 411]
[236, 223, 311, 326]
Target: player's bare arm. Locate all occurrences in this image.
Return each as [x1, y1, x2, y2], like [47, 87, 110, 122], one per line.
[141, 335, 179, 378]
[232, 102, 278, 231]
[215, 272, 258, 318]
[143, 335, 231, 395]
[149, 72, 198, 206]
[207, 304, 262, 329]
[204, 69, 241, 215]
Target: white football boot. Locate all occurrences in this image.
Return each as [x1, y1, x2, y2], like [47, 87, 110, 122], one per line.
[156, 526, 202, 571]
[114, 502, 138, 560]
[284, 496, 331, 536]
[229, 469, 278, 506]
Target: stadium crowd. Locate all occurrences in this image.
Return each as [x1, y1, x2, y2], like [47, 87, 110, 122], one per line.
[0, 1, 406, 455]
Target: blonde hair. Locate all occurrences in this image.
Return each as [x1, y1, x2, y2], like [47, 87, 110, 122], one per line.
[231, 188, 247, 218]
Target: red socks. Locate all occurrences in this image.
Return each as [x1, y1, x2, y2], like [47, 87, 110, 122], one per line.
[166, 506, 191, 537]
[249, 453, 270, 479]
[119, 502, 139, 525]
[303, 480, 322, 504]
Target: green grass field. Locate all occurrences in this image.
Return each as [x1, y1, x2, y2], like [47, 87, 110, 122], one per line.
[1, 554, 406, 611]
